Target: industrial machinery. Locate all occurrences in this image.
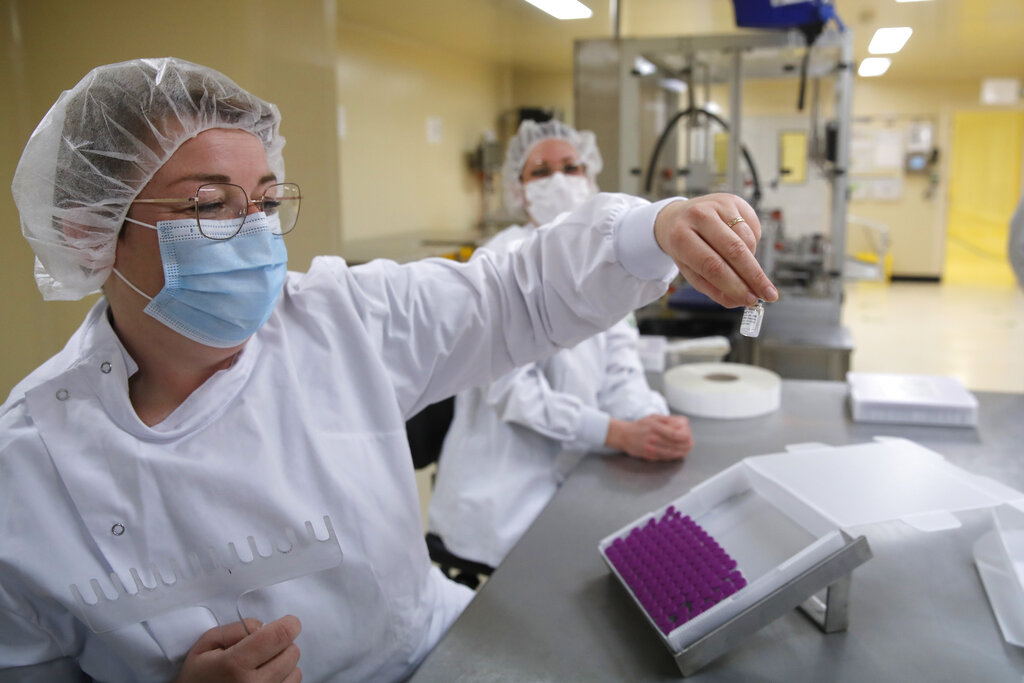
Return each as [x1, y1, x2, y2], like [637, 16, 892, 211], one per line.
[574, 18, 855, 380]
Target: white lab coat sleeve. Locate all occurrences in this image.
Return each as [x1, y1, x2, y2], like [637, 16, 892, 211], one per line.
[597, 319, 670, 421]
[344, 192, 679, 418]
[0, 602, 81, 681]
[482, 364, 611, 452]
[0, 659, 87, 682]
[1010, 197, 1024, 290]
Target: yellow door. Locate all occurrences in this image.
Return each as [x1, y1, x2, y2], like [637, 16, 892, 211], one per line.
[945, 111, 1024, 285]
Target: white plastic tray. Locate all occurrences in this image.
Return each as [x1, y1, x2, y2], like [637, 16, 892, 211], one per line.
[599, 461, 845, 652]
[600, 437, 1024, 654]
[743, 437, 1020, 533]
[974, 503, 1024, 647]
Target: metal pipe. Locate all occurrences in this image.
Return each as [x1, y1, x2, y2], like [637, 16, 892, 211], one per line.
[727, 49, 743, 194]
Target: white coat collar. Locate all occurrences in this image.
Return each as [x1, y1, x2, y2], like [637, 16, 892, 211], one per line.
[29, 300, 264, 441]
[20, 301, 270, 644]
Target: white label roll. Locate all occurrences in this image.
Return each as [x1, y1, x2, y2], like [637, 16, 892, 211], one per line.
[663, 362, 781, 419]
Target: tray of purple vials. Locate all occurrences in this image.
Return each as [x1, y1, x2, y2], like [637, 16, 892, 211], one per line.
[599, 461, 872, 677]
[603, 506, 747, 635]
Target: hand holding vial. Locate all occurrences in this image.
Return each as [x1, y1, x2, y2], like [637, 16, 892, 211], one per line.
[653, 195, 778, 309]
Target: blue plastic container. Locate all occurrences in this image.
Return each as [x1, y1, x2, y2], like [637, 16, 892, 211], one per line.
[732, 0, 839, 30]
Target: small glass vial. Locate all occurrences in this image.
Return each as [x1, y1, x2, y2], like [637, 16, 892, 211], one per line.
[740, 299, 765, 337]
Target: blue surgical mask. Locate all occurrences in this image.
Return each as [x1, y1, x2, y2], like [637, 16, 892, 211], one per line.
[112, 213, 288, 348]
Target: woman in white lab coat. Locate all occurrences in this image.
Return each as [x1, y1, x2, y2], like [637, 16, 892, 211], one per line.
[0, 59, 775, 682]
[428, 121, 694, 572]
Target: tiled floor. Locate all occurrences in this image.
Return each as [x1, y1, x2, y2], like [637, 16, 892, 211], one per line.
[843, 280, 1024, 394]
[850, 225, 1024, 393]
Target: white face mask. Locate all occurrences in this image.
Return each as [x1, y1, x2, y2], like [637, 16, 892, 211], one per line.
[523, 173, 595, 226]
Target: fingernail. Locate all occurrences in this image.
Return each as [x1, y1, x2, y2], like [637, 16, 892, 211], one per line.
[765, 285, 778, 301]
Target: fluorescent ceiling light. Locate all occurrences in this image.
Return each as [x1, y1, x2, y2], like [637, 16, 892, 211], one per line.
[522, 0, 593, 20]
[633, 56, 657, 76]
[858, 57, 891, 77]
[660, 78, 688, 93]
[868, 27, 913, 54]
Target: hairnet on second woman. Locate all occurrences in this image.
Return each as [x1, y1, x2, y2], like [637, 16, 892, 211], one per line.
[501, 119, 603, 215]
[11, 57, 284, 301]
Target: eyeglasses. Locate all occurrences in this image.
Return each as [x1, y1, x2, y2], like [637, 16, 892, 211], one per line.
[523, 162, 585, 181]
[131, 182, 302, 240]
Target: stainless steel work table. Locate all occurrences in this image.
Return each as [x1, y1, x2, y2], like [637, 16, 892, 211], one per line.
[410, 380, 1024, 682]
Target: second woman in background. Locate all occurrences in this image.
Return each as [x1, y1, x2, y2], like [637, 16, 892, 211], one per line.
[427, 120, 694, 575]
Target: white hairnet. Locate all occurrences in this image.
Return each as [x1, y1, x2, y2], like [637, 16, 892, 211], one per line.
[11, 57, 285, 301]
[501, 119, 603, 215]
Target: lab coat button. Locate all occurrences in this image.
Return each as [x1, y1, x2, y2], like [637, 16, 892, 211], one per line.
[111, 523, 125, 536]
[55, 389, 69, 401]
[100, 361, 112, 374]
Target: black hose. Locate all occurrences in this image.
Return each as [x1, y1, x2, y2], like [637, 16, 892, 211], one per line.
[642, 107, 762, 207]
[797, 21, 826, 111]
[797, 48, 811, 111]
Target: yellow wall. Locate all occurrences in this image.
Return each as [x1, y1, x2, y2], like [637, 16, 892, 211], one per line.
[622, 0, 737, 35]
[336, 22, 510, 244]
[850, 81, 1024, 278]
[511, 66, 575, 124]
[0, 1, 547, 395]
[844, 112, 945, 277]
[0, 0, 340, 395]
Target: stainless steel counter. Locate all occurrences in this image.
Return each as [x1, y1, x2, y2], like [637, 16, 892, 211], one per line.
[410, 380, 1024, 682]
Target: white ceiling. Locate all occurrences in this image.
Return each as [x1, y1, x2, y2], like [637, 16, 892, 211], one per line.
[337, 0, 1024, 82]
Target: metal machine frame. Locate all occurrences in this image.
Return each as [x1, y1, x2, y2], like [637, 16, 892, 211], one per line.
[575, 29, 855, 378]
[673, 531, 871, 677]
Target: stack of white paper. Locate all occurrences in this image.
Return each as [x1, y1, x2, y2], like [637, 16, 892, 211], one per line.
[847, 372, 978, 427]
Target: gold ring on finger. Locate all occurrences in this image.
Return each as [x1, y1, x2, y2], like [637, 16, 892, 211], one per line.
[726, 216, 746, 228]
